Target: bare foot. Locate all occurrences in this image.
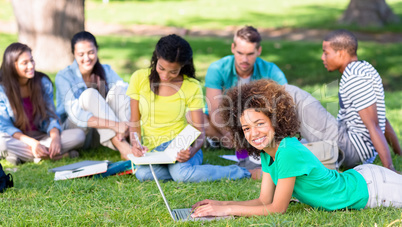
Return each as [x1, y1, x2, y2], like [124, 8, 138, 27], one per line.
[51, 152, 69, 161]
[249, 168, 262, 180]
[111, 136, 132, 160]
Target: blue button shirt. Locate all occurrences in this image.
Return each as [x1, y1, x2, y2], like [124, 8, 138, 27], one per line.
[0, 76, 61, 136]
[55, 60, 127, 127]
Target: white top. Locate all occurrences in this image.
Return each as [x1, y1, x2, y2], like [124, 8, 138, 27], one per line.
[338, 60, 386, 162]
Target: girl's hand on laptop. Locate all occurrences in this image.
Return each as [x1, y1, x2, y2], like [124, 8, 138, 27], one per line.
[191, 199, 223, 210]
[191, 200, 228, 217]
[176, 148, 191, 162]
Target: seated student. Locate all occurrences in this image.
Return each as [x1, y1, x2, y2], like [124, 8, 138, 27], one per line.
[56, 31, 133, 160]
[321, 29, 401, 171]
[234, 82, 401, 173]
[127, 34, 254, 182]
[0, 43, 85, 165]
[204, 26, 287, 150]
[191, 80, 402, 218]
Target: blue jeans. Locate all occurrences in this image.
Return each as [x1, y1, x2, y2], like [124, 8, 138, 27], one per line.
[135, 140, 251, 182]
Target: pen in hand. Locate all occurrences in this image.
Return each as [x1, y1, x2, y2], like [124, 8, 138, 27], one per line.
[132, 132, 146, 157]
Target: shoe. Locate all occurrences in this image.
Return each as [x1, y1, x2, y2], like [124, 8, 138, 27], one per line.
[205, 137, 220, 149]
[68, 150, 80, 158]
[6, 155, 21, 166]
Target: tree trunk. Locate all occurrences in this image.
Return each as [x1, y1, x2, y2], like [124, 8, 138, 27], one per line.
[339, 0, 399, 27]
[11, 0, 85, 72]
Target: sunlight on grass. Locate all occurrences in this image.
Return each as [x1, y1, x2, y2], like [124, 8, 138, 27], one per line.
[0, 5, 402, 223]
[83, 0, 402, 32]
[3, 0, 402, 32]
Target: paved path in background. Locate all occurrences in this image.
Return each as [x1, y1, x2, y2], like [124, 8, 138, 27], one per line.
[1, 20, 402, 43]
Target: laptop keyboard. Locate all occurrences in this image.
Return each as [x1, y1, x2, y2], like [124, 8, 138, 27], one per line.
[173, 208, 193, 220]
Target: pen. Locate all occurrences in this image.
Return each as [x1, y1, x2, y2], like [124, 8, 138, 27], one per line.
[133, 132, 145, 156]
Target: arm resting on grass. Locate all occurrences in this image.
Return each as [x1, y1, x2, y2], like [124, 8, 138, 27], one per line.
[192, 172, 295, 217]
[385, 118, 402, 156]
[359, 104, 396, 171]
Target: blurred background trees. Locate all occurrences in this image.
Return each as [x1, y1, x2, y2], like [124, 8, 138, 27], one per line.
[11, 0, 84, 72]
[340, 0, 399, 27]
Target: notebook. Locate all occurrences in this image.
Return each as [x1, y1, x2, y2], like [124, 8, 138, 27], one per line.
[94, 160, 133, 178]
[127, 125, 201, 165]
[50, 160, 109, 181]
[148, 164, 233, 222]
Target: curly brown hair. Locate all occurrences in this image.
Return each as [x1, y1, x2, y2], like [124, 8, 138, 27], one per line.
[221, 79, 300, 158]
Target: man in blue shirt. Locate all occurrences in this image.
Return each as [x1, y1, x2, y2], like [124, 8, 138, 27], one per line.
[204, 26, 287, 149]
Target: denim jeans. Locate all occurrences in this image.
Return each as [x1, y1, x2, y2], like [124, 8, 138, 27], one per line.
[135, 140, 251, 182]
[354, 164, 402, 208]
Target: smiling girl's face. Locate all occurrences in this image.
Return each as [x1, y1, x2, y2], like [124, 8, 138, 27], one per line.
[73, 40, 98, 76]
[15, 51, 35, 83]
[240, 108, 275, 150]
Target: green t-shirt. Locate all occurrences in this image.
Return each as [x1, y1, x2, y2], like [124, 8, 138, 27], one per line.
[261, 137, 368, 211]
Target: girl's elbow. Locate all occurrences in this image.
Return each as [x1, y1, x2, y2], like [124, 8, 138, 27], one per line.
[271, 204, 289, 215]
[278, 207, 288, 214]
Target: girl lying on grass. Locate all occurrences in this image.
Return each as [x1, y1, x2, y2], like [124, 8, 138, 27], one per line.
[191, 79, 402, 217]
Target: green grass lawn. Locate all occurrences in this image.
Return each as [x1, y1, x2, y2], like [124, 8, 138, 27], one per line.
[1, 0, 402, 32]
[0, 31, 401, 226]
[85, 0, 402, 33]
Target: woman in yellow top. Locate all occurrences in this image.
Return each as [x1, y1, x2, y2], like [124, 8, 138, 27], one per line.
[127, 34, 251, 182]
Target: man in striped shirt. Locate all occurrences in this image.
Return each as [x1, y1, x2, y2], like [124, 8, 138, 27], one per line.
[321, 29, 401, 171]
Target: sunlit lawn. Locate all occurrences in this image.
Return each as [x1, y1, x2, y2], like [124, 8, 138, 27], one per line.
[1, 0, 402, 32]
[0, 31, 401, 226]
[0, 1, 402, 224]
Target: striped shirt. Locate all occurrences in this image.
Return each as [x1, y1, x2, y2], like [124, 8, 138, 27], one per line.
[337, 60, 386, 162]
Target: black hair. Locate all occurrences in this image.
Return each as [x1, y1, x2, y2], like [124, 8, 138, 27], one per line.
[149, 34, 196, 94]
[71, 31, 108, 96]
[324, 29, 358, 56]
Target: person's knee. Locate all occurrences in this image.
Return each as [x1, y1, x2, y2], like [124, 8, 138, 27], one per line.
[74, 129, 86, 148]
[135, 168, 152, 182]
[0, 136, 7, 154]
[170, 164, 196, 182]
[170, 172, 189, 182]
[79, 88, 101, 111]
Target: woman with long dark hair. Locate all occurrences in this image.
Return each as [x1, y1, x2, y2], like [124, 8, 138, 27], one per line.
[56, 31, 132, 159]
[127, 34, 253, 182]
[0, 43, 85, 165]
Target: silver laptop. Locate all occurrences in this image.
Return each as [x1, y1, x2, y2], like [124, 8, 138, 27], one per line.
[148, 164, 233, 222]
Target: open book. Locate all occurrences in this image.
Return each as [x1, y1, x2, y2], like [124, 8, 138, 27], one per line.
[127, 125, 201, 165]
